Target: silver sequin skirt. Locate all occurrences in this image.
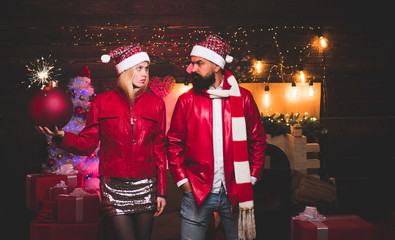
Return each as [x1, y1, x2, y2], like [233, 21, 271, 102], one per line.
[100, 176, 157, 216]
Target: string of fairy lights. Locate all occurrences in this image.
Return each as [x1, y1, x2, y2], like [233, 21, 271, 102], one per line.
[68, 24, 327, 80]
[68, 24, 329, 110]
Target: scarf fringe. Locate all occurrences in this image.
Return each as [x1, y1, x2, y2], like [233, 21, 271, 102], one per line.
[238, 208, 256, 240]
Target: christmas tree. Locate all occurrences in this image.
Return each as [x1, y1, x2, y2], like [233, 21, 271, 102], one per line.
[45, 66, 99, 189]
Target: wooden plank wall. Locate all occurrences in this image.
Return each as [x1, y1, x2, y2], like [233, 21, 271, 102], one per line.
[0, 1, 394, 237]
[1, 0, 394, 174]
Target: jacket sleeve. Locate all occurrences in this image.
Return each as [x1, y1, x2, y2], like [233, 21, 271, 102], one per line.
[244, 90, 267, 180]
[167, 95, 188, 184]
[151, 99, 168, 197]
[53, 99, 100, 156]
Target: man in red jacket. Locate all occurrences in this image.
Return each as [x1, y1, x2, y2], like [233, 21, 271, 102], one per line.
[167, 35, 267, 240]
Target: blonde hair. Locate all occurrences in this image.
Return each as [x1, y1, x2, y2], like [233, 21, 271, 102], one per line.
[117, 63, 149, 102]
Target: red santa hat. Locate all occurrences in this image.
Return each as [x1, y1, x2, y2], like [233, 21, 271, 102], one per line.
[77, 65, 90, 78]
[101, 43, 150, 75]
[190, 34, 233, 69]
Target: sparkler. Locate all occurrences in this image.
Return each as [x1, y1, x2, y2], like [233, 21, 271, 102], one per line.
[24, 55, 61, 89]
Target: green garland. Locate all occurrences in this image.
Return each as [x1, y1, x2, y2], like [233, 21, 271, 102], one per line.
[261, 113, 323, 142]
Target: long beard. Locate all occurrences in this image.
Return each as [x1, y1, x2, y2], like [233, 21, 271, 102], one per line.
[191, 72, 215, 92]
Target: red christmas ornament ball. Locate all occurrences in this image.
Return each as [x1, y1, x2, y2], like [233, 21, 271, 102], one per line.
[28, 87, 73, 129]
[74, 106, 84, 115]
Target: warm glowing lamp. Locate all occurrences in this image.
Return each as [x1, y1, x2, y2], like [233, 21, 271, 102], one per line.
[291, 81, 297, 98]
[308, 81, 314, 96]
[298, 65, 305, 83]
[300, 70, 305, 83]
[264, 85, 270, 107]
[184, 79, 190, 93]
[256, 60, 263, 74]
[319, 36, 327, 48]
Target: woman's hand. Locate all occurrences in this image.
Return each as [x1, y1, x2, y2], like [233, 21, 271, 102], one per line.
[35, 126, 65, 138]
[154, 196, 166, 217]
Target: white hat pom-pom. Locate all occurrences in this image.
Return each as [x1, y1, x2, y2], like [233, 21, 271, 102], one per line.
[101, 54, 111, 63]
[225, 55, 233, 63]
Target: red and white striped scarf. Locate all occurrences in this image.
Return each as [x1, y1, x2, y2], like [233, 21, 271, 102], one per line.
[203, 70, 256, 240]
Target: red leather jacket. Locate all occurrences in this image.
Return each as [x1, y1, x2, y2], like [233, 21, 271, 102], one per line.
[167, 70, 266, 207]
[56, 87, 167, 196]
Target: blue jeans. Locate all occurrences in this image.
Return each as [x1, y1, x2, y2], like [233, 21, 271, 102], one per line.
[180, 186, 238, 240]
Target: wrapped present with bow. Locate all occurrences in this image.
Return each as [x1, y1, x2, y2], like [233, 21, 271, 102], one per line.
[48, 180, 75, 201]
[291, 206, 374, 240]
[57, 188, 100, 223]
[26, 164, 84, 211]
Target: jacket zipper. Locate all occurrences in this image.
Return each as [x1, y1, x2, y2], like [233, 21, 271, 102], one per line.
[130, 104, 134, 138]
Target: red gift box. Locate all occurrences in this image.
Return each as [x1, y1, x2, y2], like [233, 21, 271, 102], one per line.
[37, 200, 57, 216]
[48, 183, 74, 201]
[26, 173, 83, 211]
[57, 188, 100, 223]
[291, 214, 374, 240]
[30, 221, 100, 240]
[26, 173, 84, 211]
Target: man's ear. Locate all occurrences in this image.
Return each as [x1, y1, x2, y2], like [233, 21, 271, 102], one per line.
[214, 65, 221, 73]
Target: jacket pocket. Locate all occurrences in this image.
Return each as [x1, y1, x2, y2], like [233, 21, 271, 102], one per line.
[98, 111, 120, 130]
[141, 112, 159, 123]
[140, 112, 159, 131]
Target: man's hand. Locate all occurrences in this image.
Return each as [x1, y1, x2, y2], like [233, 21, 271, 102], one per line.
[181, 181, 193, 193]
[36, 126, 65, 138]
[154, 196, 166, 217]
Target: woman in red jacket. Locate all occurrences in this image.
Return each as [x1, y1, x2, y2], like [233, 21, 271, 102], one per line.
[36, 44, 167, 240]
